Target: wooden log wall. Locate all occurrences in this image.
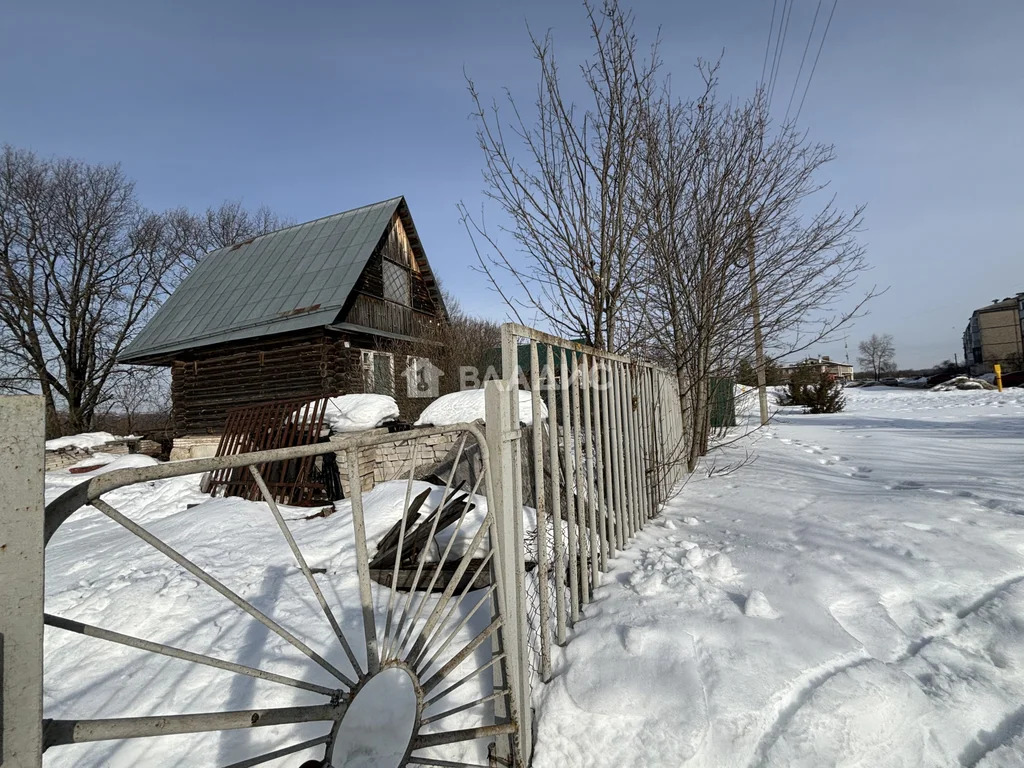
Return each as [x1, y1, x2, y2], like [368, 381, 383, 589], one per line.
[348, 217, 438, 321]
[411, 271, 435, 314]
[172, 330, 332, 435]
[169, 329, 438, 436]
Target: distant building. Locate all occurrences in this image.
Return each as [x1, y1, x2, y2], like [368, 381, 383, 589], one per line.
[778, 356, 854, 382]
[962, 294, 1024, 373]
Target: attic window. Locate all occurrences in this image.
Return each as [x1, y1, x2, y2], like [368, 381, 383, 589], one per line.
[383, 260, 410, 306]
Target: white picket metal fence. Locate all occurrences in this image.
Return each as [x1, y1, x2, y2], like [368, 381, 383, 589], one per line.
[482, 324, 686, 763]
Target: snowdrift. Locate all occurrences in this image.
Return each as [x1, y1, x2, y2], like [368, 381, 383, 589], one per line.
[322, 393, 399, 432]
[930, 375, 996, 391]
[45, 431, 121, 451]
[415, 388, 547, 426]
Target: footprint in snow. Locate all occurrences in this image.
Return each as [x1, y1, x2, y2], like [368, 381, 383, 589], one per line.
[762, 661, 930, 766]
[828, 598, 905, 660]
[980, 498, 1024, 516]
[888, 480, 925, 490]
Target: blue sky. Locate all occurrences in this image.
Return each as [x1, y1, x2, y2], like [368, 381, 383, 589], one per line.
[3, 0, 1021, 368]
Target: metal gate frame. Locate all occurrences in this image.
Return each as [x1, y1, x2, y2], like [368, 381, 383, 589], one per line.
[0, 402, 528, 768]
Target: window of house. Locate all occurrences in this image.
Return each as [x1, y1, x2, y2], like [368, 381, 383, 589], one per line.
[361, 350, 394, 396]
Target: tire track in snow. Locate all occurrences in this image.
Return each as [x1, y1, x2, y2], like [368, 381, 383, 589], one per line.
[959, 705, 1024, 767]
[748, 573, 1024, 767]
[747, 649, 874, 768]
[956, 573, 1024, 619]
[898, 572, 1024, 661]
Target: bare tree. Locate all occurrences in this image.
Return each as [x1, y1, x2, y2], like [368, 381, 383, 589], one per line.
[0, 146, 283, 436]
[857, 333, 896, 380]
[100, 366, 171, 436]
[461, 0, 658, 351]
[638, 66, 872, 468]
[460, 2, 871, 470]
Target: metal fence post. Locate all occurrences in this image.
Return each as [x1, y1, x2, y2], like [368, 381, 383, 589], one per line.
[484, 379, 532, 765]
[528, 341, 551, 682]
[0, 395, 45, 768]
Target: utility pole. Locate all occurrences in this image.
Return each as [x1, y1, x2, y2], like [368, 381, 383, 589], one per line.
[747, 212, 769, 426]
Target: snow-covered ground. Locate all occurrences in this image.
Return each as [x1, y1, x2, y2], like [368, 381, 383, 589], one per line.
[532, 386, 1024, 768]
[40, 385, 1024, 767]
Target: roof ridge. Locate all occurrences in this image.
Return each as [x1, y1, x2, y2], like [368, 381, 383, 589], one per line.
[220, 195, 405, 251]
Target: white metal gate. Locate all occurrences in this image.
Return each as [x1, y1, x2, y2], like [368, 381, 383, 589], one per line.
[1, 405, 525, 768]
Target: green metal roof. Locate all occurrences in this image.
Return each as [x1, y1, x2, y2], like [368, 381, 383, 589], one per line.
[121, 197, 405, 362]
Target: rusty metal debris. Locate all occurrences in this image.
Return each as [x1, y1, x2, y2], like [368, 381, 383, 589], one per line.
[207, 396, 340, 505]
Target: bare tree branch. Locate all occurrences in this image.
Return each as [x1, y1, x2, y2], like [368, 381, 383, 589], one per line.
[0, 145, 285, 436]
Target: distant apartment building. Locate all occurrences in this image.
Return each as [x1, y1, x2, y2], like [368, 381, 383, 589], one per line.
[962, 294, 1024, 373]
[778, 356, 855, 382]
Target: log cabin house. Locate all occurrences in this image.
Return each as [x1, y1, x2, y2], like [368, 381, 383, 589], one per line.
[121, 196, 448, 459]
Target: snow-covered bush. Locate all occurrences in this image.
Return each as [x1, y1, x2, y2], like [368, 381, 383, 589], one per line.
[806, 373, 846, 414]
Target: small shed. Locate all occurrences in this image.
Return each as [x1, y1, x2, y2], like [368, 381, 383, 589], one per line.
[121, 196, 448, 458]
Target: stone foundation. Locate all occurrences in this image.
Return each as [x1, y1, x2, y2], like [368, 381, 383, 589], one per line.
[372, 431, 461, 484]
[335, 429, 462, 497]
[171, 429, 462, 498]
[169, 435, 222, 461]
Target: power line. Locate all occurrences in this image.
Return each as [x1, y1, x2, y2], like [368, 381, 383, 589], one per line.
[760, 0, 779, 86]
[766, 0, 794, 109]
[794, 0, 839, 123]
[765, 0, 787, 105]
[784, 0, 823, 124]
